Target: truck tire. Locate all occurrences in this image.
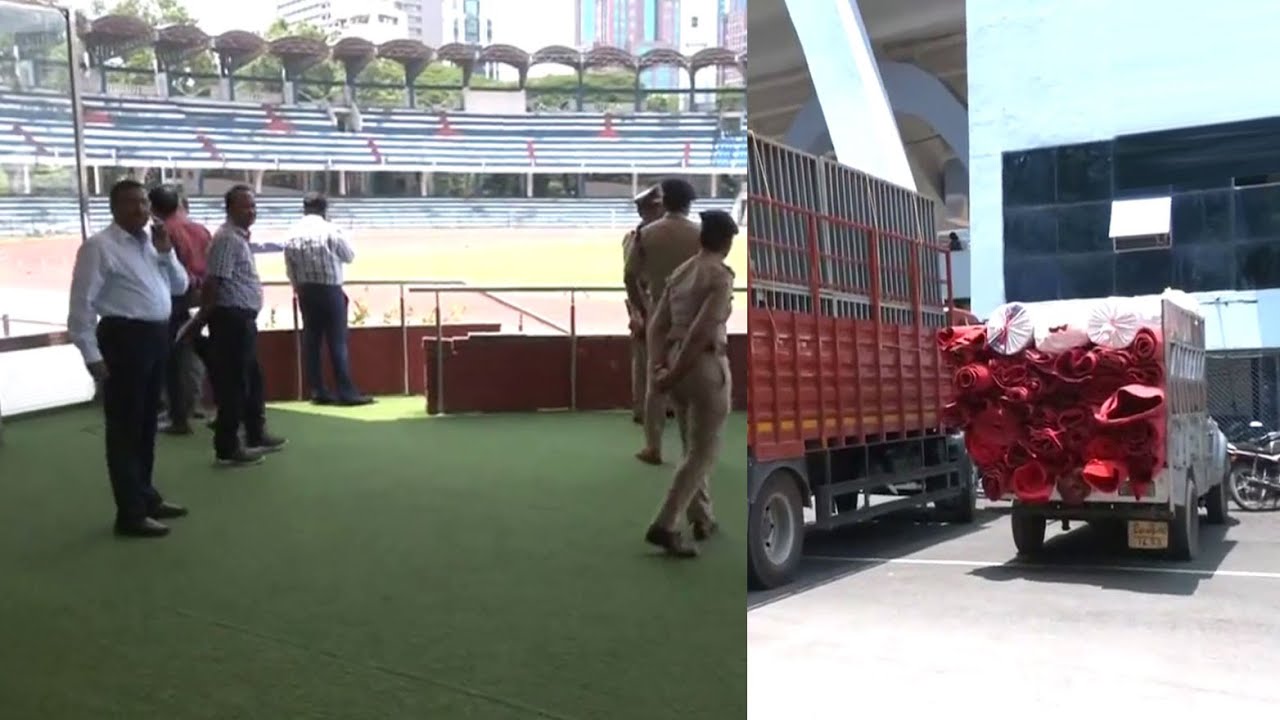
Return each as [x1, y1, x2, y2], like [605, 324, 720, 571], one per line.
[1011, 510, 1046, 557]
[1204, 472, 1230, 525]
[1170, 477, 1200, 561]
[748, 470, 805, 591]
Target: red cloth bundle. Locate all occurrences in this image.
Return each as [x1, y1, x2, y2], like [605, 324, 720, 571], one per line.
[1011, 461, 1054, 503]
[1095, 384, 1165, 426]
[954, 363, 995, 394]
[937, 325, 987, 361]
[1082, 459, 1128, 494]
[1130, 328, 1160, 363]
[937, 318, 1169, 505]
[1053, 348, 1098, 383]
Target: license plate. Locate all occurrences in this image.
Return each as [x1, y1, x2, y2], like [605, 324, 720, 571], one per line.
[1127, 520, 1169, 550]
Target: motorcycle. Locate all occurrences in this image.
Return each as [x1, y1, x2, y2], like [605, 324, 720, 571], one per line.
[1226, 421, 1280, 511]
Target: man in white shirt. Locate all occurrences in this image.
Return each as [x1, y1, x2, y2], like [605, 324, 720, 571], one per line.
[67, 179, 191, 538]
[283, 192, 371, 406]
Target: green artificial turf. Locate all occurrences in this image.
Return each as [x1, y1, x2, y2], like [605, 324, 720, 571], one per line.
[0, 399, 746, 719]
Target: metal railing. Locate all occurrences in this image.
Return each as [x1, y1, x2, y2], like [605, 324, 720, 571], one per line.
[263, 281, 747, 409]
[0, 282, 747, 412]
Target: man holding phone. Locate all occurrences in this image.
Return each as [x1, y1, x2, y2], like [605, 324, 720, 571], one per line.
[67, 179, 192, 538]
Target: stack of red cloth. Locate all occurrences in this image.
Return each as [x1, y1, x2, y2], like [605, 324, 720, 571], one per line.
[937, 324, 1167, 504]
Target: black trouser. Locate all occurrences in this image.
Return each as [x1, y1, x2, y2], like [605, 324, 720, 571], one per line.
[97, 317, 168, 525]
[208, 307, 266, 457]
[296, 283, 359, 401]
[166, 293, 210, 425]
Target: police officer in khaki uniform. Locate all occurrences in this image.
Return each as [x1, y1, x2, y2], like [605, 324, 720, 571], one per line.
[624, 178, 702, 465]
[643, 209, 737, 558]
[623, 186, 665, 424]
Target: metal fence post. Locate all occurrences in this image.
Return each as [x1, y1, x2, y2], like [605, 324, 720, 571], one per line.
[569, 290, 578, 410]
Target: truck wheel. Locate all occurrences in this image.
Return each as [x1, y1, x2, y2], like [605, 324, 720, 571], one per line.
[1011, 510, 1046, 557]
[748, 470, 805, 591]
[1170, 477, 1200, 561]
[1204, 472, 1230, 525]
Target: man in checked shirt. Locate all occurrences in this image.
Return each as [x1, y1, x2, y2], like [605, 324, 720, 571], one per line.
[283, 192, 372, 406]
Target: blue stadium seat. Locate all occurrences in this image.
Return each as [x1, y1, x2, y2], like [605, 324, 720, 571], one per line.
[0, 92, 748, 172]
[0, 196, 737, 235]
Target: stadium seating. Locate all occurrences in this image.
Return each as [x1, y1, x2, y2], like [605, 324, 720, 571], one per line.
[0, 195, 737, 235]
[0, 92, 747, 171]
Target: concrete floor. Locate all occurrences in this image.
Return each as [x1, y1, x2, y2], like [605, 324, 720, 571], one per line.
[748, 503, 1280, 717]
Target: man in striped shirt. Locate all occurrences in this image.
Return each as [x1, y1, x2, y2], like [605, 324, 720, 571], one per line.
[283, 192, 371, 406]
[199, 185, 287, 465]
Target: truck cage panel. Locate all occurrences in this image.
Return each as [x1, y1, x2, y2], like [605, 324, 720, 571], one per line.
[747, 132, 957, 462]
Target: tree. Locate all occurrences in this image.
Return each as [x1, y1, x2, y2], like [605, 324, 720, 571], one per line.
[90, 0, 218, 96]
[526, 69, 636, 112]
[349, 58, 409, 109]
[237, 19, 339, 103]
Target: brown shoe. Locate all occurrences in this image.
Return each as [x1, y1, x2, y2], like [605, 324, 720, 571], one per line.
[692, 521, 719, 541]
[634, 448, 663, 465]
[644, 524, 698, 558]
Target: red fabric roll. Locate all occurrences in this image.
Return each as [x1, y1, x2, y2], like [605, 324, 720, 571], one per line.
[1056, 472, 1092, 504]
[937, 325, 987, 360]
[1023, 349, 1056, 368]
[1027, 427, 1066, 463]
[1004, 441, 1033, 469]
[1130, 328, 1159, 362]
[1082, 459, 1127, 494]
[954, 363, 995, 395]
[1011, 461, 1054, 503]
[1085, 435, 1125, 461]
[1053, 348, 1098, 383]
[1003, 386, 1031, 404]
[1124, 364, 1164, 386]
[1095, 384, 1165, 426]
[1092, 348, 1134, 376]
[989, 357, 1029, 389]
[1081, 376, 1125, 406]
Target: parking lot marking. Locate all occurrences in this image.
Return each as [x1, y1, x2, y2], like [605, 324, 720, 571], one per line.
[806, 555, 1280, 580]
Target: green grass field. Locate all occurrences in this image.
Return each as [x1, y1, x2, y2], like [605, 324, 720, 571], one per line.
[0, 399, 747, 719]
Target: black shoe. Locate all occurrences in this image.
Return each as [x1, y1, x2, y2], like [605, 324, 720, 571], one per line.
[246, 434, 287, 453]
[216, 448, 265, 467]
[310, 396, 335, 406]
[336, 396, 374, 406]
[149, 502, 189, 520]
[162, 422, 194, 436]
[114, 517, 170, 538]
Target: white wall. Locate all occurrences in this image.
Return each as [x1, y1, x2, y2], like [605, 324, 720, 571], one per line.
[967, 0, 1280, 317]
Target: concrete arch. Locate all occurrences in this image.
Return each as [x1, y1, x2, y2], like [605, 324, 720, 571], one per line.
[877, 60, 968, 168]
[785, 60, 969, 169]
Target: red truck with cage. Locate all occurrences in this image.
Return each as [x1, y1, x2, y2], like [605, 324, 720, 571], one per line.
[747, 133, 976, 589]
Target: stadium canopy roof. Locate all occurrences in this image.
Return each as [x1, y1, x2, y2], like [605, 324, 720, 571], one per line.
[81, 13, 154, 67]
[153, 23, 209, 71]
[268, 35, 330, 79]
[331, 36, 377, 78]
[72, 13, 745, 85]
[212, 30, 266, 74]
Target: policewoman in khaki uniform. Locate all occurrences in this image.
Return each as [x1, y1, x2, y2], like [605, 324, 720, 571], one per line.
[642, 209, 737, 558]
[623, 178, 702, 465]
[622, 186, 665, 424]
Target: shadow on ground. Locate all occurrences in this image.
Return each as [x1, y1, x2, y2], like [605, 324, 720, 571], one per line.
[968, 516, 1241, 597]
[748, 503, 1007, 610]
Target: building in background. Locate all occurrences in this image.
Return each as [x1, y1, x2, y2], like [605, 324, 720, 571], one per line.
[276, 0, 334, 28]
[443, 0, 503, 80]
[720, 0, 744, 85]
[396, 0, 444, 44]
[677, 0, 717, 101]
[278, 0, 441, 41]
[328, 0, 409, 43]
